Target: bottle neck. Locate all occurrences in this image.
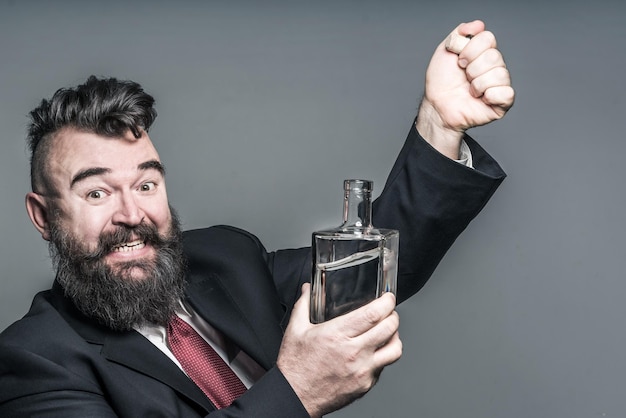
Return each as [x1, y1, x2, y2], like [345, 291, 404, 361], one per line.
[341, 179, 373, 230]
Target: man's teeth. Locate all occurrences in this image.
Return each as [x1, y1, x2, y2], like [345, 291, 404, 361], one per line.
[112, 240, 146, 252]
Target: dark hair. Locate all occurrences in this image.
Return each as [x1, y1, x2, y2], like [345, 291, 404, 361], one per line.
[27, 75, 157, 193]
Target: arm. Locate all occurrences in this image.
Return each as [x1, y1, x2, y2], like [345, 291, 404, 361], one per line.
[376, 19, 514, 301]
[374, 125, 506, 302]
[272, 20, 514, 306]
[274, 20, 515, 417]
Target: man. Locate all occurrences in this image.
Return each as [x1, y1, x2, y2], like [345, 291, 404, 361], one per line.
[0, 20, 513, 417]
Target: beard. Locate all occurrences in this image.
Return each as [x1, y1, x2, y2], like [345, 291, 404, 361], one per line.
[49, 209, 187, 331]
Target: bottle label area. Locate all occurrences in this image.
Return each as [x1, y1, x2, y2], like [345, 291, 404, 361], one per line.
[310, 235, 398, 323]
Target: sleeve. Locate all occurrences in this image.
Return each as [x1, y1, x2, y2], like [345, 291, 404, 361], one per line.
[266, 122, 505, 307]
[373, 123, 506, 302]
[204, 368, 310, 418]
[0, 345, 117, 418]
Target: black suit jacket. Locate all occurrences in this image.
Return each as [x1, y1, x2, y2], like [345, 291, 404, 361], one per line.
[0, 126, 505, 417]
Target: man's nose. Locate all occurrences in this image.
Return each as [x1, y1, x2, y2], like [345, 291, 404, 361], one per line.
[111, 192, 145, 227]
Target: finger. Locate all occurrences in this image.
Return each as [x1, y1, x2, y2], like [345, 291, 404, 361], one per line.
[469, 66, 511, 98]
[444, 20, 485, 55]
[458, 30, 497, 68]
[335, 292, 397, 338]
[482, 85, 515, 114]
[373, 331, 403, 368]
[354, 310, 400, 354]
[445, 32, 471, 55]
[465, 48, 506, 82]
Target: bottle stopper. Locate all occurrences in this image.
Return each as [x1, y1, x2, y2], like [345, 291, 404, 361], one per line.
[445, 32, 472, 55]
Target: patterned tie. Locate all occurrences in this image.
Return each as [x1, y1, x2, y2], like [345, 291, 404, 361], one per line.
[167, 315, 247, 409]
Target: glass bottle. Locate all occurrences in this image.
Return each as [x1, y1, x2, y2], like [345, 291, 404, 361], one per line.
[310, 179, 399, 323]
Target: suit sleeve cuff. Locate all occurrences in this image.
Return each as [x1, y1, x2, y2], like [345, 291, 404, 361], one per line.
[221, 367, 309, 417]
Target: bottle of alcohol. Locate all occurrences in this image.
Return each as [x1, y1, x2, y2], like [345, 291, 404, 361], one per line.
[310, 179, 399, 323]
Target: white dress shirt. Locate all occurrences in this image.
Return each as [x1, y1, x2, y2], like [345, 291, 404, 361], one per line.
[136, 301, 266, 389]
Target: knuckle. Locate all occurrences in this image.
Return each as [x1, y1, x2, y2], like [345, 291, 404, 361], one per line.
[362, 305, 381, 325]
[382, 315, 400, 336]
[395, 339, 404, 358]
[484, 48, 502, 66]
[481, 30, 496, 46]
[390, 311, 400, 327]
[354, 368, 377, 393]
[326, 329, 348, 347]
[344, 344, 361, 364]
[494, 66, 510, 82]
[470, 79, 483, 96]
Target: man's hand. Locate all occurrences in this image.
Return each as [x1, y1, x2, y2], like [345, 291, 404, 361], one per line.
[277, 284, 402, 418]
[416, 20, 515, 159]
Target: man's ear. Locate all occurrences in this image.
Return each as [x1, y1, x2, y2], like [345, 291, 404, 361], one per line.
[26, 192, 52, 241]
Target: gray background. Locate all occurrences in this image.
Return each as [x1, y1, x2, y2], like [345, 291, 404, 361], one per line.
[1, 0, 625, 417]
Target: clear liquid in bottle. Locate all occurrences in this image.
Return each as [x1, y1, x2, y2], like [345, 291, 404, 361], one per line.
[310, 180, 399, 323]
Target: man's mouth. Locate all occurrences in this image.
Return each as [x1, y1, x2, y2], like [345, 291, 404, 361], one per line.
[112, 240, 146, 253]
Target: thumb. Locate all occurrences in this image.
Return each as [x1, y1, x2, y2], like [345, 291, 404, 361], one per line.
[289, 283, 312, 326]
[457, 19, 485, 37]
[443, 20, 486, 56]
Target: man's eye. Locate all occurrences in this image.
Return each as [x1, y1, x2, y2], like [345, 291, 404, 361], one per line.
[87, 190, 105, 199]
[140, 182, 156, 192]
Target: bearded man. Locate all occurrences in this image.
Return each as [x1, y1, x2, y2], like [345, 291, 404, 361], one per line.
[0, 20, 513, 417]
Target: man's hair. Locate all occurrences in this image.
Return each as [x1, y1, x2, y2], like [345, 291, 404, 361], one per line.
[27, 75, 157, 194]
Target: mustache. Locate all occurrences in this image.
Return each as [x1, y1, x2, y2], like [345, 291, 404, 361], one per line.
[82, 222, 166, 261]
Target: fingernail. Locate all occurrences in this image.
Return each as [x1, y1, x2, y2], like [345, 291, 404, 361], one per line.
[458, 58, 468, 68]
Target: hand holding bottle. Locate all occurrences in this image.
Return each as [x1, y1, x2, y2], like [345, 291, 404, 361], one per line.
[277, 283, 401, 418]
[416, 20, 515, 159]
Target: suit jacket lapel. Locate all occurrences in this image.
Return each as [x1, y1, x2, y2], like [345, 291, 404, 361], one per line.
[49, 281, 215, 412]
[181, 226, 290, 371]
[101, 331, 214, 411]
[184, 268, 285, 371]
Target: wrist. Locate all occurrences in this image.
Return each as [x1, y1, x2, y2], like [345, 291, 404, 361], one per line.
[415, 99, 464, 160]
[276, 361, 323, 418]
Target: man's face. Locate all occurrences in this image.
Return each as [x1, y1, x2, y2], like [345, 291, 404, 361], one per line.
[29, 128, 187, 330]
[45, 128, 172, 281]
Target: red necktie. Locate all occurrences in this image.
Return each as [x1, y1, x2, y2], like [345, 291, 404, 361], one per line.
[167, 315, 247, 409]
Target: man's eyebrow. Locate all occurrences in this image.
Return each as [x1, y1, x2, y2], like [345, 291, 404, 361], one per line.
[69, 160, 165, 189]
[139, 160, 166, 175]
[71, 167, 111, 188]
